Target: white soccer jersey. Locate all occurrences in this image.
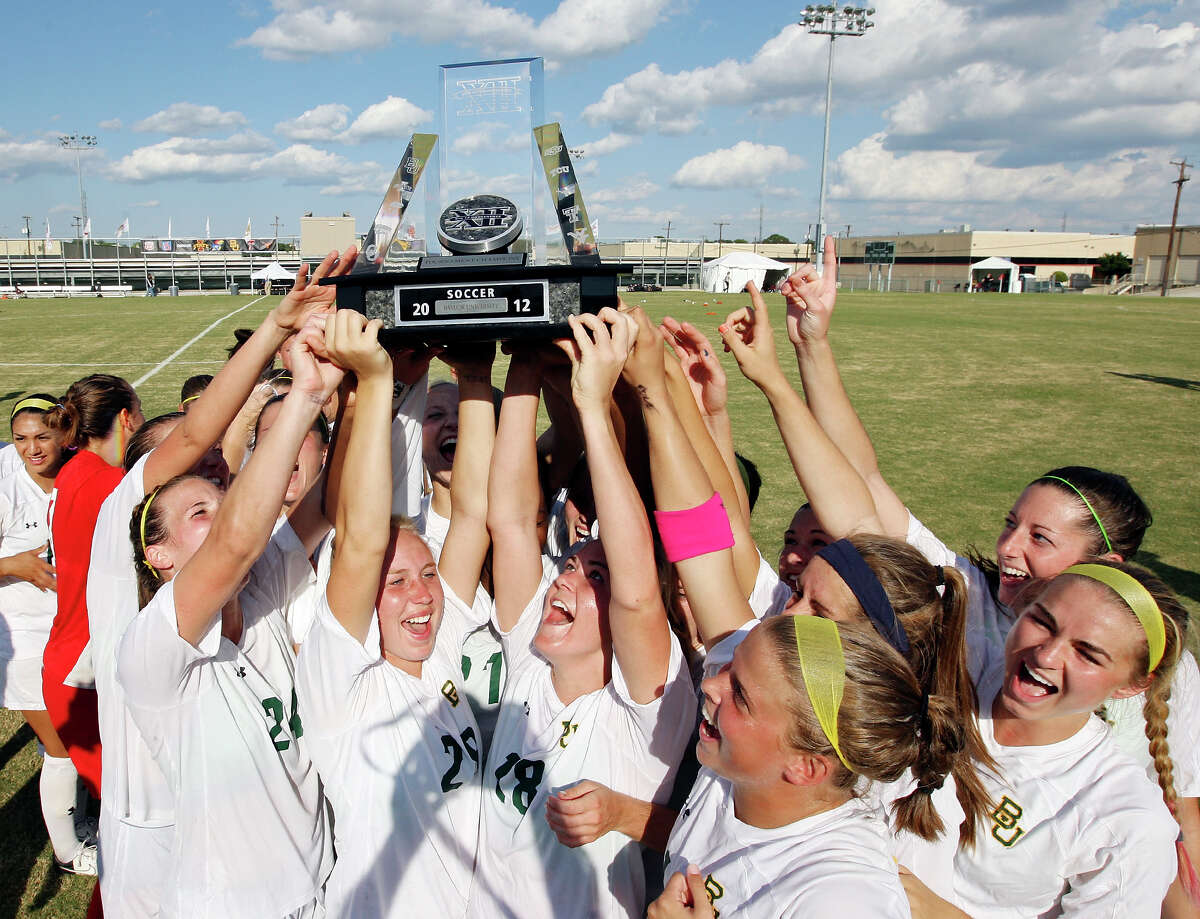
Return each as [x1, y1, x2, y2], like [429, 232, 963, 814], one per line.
[390, 373, 427, 521]
[665, 769, 912, 919]
[907, 510, 1200, 802]
[0, 466, 56, 661]
[953, 665, 1177, 918]
[87, 455, 177, 917]
[866, 771, 965, 907]
[117, 547, 331, 918]
[0, 444, 21, 480]
[471, 579, 697, 919]
[1105, 649, 1200, 797]
[296, 581, 486, 919]
[747, 552, 795, 620]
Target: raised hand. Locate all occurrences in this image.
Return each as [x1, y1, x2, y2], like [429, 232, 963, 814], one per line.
[717, 281, 786, 388]
[271, 245, 359, 334]
[323, 309, 390, 381]
[618, 304, 666, 393]
[778, 235, 838, 346]
[438, 341, 496, 385]
[291, 322, 346, 401]
[559, 308, 638, 413]
[662, 316, 726, 416]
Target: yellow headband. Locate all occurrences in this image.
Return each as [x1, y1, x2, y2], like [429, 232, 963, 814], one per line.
[139, 488, 163, 580]
[11, 397, 57, 420]
[1064, 564, 1165, 672]
[792, 616, 852, 772]
[180, 394, 202, 405]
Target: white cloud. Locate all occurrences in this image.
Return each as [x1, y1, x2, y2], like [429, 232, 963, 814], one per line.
[579, 132, 637, 156]
[239, 0, 671, 65]
[134, 103, 248, 136]
[130, 199, 160, 208]
[275, 104, 351, 142]
[107, 134, 364, 188]
[338, 96, 432, 144]
[99, 118, 123, 131]
[0, 135, 94, 181]
[673, 141, 804, 189]
[830, 133, 1166, 205]
[450, 122, 527, 155]
[590, 176, 659, 203]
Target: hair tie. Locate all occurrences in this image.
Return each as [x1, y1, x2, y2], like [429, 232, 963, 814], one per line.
[1040, 475, 1114, 555]
[792, 616, 852, 772]
[1064, 564, 1164, 671]
[816, 539, 910, 655]
[10, 396, 58, 421]
[139, 487, 164, 580]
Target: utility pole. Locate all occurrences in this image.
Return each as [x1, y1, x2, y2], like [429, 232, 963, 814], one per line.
[662, 220, 672, 288]
[273, 216, 283, 242]
[22, 216, 32, 255]
[756, 202, 763, 253]
[1161, 158, 1192, 297]
[714, 221, 728, 258]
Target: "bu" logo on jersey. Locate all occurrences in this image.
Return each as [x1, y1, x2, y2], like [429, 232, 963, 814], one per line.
[704, 875, 725, 917]
[990, 795, 1025, 846]
[557, 720, 578, 748]
[441, 680, 460, 707]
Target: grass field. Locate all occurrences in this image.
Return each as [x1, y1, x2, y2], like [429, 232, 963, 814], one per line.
[0, 287, 1198, 916]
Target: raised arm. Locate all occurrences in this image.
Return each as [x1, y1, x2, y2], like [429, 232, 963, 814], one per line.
[660, 316, 750, 523]
[560, 309, 672, 704]
[719, 282, 885, 541]
[144, 248, 352, 490]
[171, 329, 343, 647]
[487, 350, 549, 632]
[619, 308, 751, 649]
[320, 311, 393, 644]
[660, 324, 759, 599]
[780, 239, 908, 538]
[436, 345, 496, 605]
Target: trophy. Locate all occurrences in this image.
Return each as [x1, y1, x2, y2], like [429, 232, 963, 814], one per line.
[323, 58, 617, 344]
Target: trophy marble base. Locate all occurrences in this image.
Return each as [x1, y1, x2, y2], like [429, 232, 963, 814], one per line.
[322, 262, 618, 345]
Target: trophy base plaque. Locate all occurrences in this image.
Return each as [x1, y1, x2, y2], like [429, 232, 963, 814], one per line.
[323, 257, 618, 345]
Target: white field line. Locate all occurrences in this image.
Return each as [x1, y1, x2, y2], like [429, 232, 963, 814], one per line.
[132, 296, 266, 387]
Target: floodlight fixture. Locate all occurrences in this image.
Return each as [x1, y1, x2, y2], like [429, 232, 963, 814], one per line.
[799, 4, 875, 270]
[59, 133, 100, 258]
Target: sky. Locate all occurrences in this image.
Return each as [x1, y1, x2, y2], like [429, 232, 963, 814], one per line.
[1, 0, 1197, 245]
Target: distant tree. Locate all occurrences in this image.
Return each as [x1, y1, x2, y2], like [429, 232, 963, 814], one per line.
[1052, 270, 1069, 284]
[733, 238, 749, 243]
[763, 233, 793, 244]
[1096, 252, 1132, 282]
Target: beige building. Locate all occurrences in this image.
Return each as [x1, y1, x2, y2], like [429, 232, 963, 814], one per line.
[1132, 225, 1200, 288]
[836, 230, 1135, 292]
[300, 216, 357, 259]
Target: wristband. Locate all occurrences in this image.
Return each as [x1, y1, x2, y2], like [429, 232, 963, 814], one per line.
[654, 493, 734, 563]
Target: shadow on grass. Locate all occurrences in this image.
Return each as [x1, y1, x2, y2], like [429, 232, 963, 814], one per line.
[0, 722, 33, 773]
[1106, 372, 1200, 391]
[0, 771, 65, 919]
[1137, 550, 1200, 608]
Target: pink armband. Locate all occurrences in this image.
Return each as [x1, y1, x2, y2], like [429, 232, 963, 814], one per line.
[654, 493, 735, 563]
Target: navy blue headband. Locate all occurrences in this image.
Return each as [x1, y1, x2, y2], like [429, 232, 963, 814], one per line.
[816, 539, 910, 655]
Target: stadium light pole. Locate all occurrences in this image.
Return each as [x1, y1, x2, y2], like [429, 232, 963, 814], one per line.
[59, 133, 98, 258]
[799, 5, 874, 273]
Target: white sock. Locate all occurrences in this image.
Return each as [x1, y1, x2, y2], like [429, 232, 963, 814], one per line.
[40, 754, 83, 862]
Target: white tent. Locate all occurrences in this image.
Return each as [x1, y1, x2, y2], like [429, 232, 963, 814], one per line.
[250, 262, 296, 283]
[700, 251, 792, 293]
[969, 256, 1020, 294]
